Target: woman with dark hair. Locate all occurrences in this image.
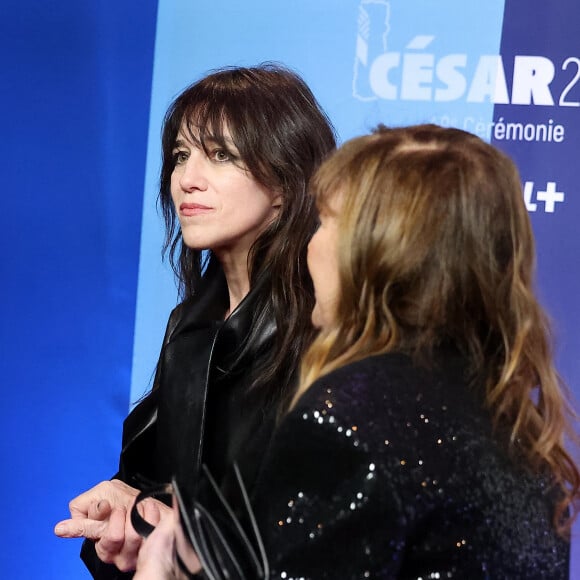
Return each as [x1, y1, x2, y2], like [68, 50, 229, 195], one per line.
[54, 63, 336, 578]
[134, 124, 579, 579]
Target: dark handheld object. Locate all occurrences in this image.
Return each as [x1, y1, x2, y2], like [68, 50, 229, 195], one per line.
[131, 464, 269, 580]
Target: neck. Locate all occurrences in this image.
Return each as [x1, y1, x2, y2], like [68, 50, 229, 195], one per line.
[216, 249, 251, 317]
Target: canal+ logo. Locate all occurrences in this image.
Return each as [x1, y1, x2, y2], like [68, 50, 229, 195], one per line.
[353, 27, 580, 107]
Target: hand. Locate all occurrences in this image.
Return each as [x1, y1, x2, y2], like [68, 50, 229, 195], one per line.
[134, 509, 181, 580]
[54, 479, 165, 572]
[134, 499, 202, 580]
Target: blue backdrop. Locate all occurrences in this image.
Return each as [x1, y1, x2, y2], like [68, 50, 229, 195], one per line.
[1, 1, 578, 578]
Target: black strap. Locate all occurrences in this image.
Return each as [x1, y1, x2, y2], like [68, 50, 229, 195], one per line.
[129, 465, 269, 580]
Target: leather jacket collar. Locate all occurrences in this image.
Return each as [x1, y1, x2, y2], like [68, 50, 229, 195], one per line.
[212, 270, 276, 377]
[168, 260, 276, 373]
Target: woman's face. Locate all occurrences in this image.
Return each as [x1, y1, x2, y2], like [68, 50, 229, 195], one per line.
[307, 200, 340, 329]
[170, 122, 280, 262]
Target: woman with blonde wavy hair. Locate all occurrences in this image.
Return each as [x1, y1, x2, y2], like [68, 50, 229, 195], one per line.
[133, 124, 579, 579]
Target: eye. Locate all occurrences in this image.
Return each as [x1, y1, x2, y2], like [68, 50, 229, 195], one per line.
[210, 148, 231, 163]
[172, 149, 189, 165]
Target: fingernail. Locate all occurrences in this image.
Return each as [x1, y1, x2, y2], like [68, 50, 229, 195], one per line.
[54, 524, 66, 535]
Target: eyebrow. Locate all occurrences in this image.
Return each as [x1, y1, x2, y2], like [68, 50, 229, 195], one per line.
[172, 138, 189, 150]
[173, 134, 237, 150]
[205, 134, 237, 150]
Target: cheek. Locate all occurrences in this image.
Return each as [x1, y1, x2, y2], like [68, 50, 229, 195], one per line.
[307, 231, 335, 297]
[306, 237, 320, 283]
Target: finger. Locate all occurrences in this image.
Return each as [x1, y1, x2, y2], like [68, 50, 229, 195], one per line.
[134, 514, 178, 580]
[67, 481, 112, 518]
[68, 480, 138, 520]
[95, 506, 127, 562]
[123, 497, 160, 550]
[54, 518, 107, 539]
[114, 497, 165, 571]
[114, 500, 154, 572]
[142, 498, 162, 528]
[88, 499, 112, 521]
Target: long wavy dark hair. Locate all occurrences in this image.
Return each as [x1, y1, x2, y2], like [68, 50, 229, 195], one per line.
[297, 124, 579, 535]
[159, 63, 336, 404]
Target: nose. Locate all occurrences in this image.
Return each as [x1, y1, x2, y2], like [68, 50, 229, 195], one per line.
[178, 151, 208, 192]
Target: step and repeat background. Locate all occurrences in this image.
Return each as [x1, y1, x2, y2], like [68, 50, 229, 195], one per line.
[1, 1, 578, 577]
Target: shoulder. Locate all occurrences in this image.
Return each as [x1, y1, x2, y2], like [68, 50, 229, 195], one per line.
[269, 353, 441, 471]
[292, 351, 472, 429]
[302, 351, 418, 395]
[276, 350, 489, 482]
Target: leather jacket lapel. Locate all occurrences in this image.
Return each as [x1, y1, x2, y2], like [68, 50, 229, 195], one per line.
[119, 261, 229, 485]
[213, 271, 276, 376]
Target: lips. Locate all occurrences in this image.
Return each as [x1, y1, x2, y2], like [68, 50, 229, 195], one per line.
[179, 203, 213, 217]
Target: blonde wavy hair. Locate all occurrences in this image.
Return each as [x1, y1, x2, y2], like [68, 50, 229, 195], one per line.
[295, 124, 579, 535]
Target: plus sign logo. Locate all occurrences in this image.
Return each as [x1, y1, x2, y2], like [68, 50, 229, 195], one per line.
[523, 181, 565, 213]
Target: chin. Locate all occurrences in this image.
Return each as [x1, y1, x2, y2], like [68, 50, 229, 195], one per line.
[180, 235, 209, 251]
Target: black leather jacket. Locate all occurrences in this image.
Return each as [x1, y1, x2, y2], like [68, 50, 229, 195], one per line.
[81, 262, 278, 579]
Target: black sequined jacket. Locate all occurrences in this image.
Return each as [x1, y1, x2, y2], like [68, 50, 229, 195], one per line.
[81, 261, 278, 579]
[250, 350, 570, 579]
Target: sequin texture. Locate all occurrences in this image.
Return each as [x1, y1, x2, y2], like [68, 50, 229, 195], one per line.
[249, 351, 569, 579]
